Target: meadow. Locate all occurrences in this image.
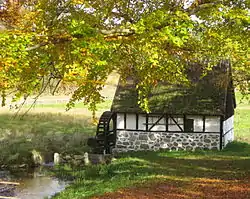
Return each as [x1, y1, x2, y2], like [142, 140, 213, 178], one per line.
[234, 93, 250, 143]
[0, 103, 107, 167]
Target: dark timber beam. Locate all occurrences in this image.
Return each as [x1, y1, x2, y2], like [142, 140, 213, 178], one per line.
[148, 114, 165, 131]
[169, 115, 184, 132]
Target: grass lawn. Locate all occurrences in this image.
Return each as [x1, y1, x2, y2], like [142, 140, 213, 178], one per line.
[53, 142, 250, 199]
[234, 92, 250, 143]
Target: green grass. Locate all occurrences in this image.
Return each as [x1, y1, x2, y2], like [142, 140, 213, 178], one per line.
[235, 109, 250, 143]
[0, 97, 114, 166]
[22, 99, 112, 109]
[0, 112, 94, 134]
[0, 103, 105, 166]
[0, 112, 97, 166]
[53, 142, 250, 199]
[0, 73, 117, 167]
[234, 92, 250, 143]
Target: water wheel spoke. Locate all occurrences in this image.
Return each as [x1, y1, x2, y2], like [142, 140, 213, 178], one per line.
[87, 111, 116, 154]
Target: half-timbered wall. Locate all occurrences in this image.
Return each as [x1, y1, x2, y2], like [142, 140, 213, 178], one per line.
[116, 113, 221, 133]
[115, 113, 222, 152]
[222, 115, 234, 147]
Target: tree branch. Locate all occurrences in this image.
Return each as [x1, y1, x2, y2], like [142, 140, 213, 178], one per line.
[187, 2, 219, 15]
[26, 42, 48, 51]
[25, 28, 135, 51]
[99, 28, 135, 35]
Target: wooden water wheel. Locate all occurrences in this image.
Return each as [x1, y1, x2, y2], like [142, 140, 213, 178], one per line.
[87, 111, 116, 154]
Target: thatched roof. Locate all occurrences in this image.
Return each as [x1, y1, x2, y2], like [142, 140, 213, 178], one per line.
[111, 60, 236, 115]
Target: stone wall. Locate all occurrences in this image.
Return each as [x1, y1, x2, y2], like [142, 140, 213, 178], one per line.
[114, 131, 220, 152]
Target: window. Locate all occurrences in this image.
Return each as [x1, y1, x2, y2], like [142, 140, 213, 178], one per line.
[186, 116, 203, 132]
[184, 119, 194, 132]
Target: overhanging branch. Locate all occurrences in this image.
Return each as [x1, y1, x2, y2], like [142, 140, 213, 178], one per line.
[26, 42, 48, 51]
[187, 2, 219, 15]
[99, 28, 135, 35]
[26, 28, 135, 51]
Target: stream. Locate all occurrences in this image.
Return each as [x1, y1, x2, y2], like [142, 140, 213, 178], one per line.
[1, 167, 69, 199]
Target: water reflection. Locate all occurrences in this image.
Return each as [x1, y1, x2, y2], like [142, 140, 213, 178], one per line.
[6, 167, 68, 199]
[16, 176, 67, 199]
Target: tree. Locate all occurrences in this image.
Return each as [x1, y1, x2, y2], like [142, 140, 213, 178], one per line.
[0, 0, 249, 113]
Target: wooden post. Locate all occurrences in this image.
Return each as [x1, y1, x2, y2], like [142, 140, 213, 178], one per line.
[0, 196, 19, 199]
[0, 182, 20, 185]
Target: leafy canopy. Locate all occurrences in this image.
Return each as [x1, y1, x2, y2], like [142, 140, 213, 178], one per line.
[0, 0, 249, 113]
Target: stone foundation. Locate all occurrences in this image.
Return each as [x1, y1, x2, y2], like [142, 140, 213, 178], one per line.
[114, 131, 220, 152]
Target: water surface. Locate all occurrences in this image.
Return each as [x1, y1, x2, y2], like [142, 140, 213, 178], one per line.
[2, 167, 68, 199]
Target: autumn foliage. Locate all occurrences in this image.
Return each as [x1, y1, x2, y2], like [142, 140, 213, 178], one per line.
[0, 0, 249, 111]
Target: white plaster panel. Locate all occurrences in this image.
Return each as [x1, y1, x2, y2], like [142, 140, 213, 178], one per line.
[126, 114, 137, 130]
[223, 116, 234, 147]
[168, 125, 184, 131]
[186, 115, 203, 132]
[151, 125, 166, 131]
[224, 129, 234, 146]
[117, 113, 124, 129]
[205, 116, 220, 132]
[223, 116, 234, 133]
[149, 116, 166, 131]
[138, 114, 146, 130]
[168, 117, 183, 131]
